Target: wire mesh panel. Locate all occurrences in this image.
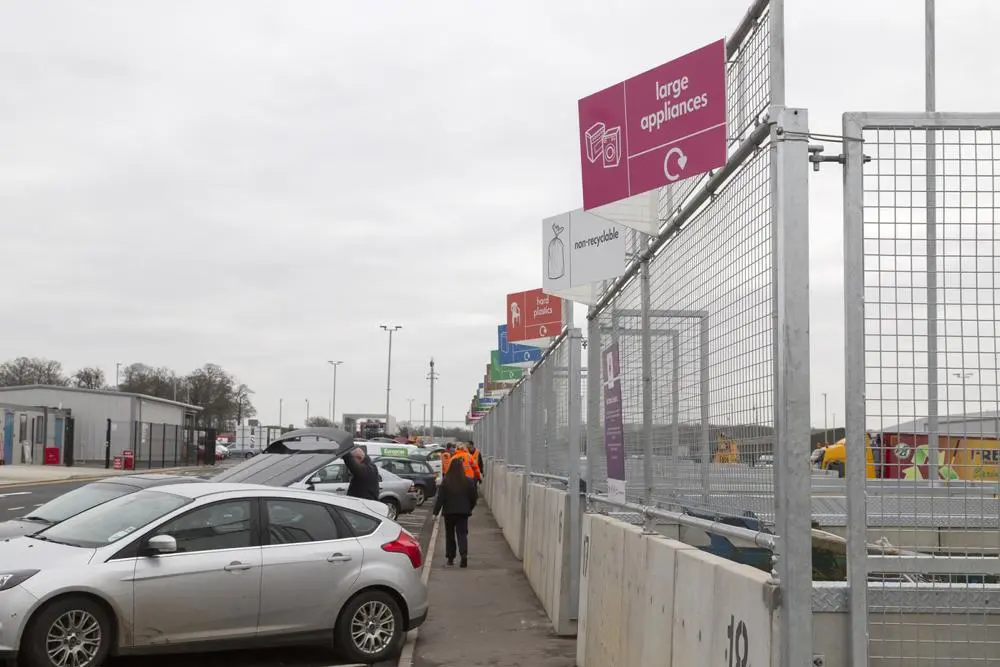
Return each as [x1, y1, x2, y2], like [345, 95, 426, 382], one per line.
[845, 113, 1000, 666]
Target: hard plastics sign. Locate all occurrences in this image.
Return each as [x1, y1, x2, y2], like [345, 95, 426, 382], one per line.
[578, 39, 727, 210]
[506, 288, 563, 343]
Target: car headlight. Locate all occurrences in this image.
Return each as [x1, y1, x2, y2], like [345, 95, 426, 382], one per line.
[0, 570, 39, 591]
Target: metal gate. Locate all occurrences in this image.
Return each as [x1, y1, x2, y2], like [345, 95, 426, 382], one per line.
[843, 112, 1000, 666]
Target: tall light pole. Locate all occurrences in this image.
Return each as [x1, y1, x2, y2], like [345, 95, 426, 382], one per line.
[427, 358, 439, 440]
[328, 361, 343, 426]
[423, 403, 427, 433]
[115, 362, 122, 391]
[305, 399, 310, 424]
[407, 398, 414, 427]
[441, 405, 445, 437]
[279, 398, 283, 427]
[380, 325, 402, 427]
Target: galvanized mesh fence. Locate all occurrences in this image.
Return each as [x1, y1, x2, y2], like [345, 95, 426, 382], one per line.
[845, 113, 1000, 666]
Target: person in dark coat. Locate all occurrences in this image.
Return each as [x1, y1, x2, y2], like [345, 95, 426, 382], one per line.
[343, 446, 380, 501]
[433, 457, 478, 567]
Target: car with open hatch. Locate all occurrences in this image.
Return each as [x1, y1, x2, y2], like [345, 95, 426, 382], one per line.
[0, 482, 427, 667]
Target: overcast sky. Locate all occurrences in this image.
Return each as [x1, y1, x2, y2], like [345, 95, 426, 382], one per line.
[2, 0, 998, 430]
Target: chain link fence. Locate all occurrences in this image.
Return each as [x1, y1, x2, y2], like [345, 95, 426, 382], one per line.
[845, 112, 1000, 666]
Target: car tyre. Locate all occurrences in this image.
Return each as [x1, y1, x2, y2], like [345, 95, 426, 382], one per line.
[383, 498, 400, 520]
[22, 596, 112, 667]
[335, 590, 405, 664]
[413, 485, 426, 506]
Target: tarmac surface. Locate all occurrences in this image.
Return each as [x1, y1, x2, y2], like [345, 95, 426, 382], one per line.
[413, 503, 576, 667]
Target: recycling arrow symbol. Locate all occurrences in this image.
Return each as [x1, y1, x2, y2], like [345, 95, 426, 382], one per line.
[664, 147, 688, 182]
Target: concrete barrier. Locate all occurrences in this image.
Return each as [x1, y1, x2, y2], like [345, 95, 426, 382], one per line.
[519, 483, 575, 636]
[501, 470, 525, 559]
[576, 511, 778, 667]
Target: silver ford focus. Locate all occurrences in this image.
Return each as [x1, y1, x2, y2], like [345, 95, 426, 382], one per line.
[0, 483, 428, 667]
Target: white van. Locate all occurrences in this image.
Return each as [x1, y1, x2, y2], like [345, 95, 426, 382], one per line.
[355, 440, 421, 459]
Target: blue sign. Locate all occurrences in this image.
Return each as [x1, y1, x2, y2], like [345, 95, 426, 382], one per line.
[497, 325, 543, 365]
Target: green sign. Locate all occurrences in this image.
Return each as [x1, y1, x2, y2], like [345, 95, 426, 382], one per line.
[490, 350, 523, 381]
[380, 446, 410, 457]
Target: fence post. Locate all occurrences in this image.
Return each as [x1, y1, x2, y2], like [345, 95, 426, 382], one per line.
[771, 103, 814, 667]
[544, 360, 556, 475]
[566, 327, 583, 619]
[104, 419, 111, 469]
[161, 423, 167, 468]
[841, 111, 869, 667]
[174, 424, 180, 467]
[640, 257, 654, 522]
[586, 317, 601, 494]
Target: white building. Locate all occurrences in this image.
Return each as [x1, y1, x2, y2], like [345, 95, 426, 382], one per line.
[0, 385, 200, 466]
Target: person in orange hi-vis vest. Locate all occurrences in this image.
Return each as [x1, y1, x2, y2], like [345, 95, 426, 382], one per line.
[439, 443, 456, 481]
[452, 444, 481, 482]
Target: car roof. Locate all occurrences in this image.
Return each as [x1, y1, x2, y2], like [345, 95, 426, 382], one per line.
[142, 482, 391, 516]
[100, 474, 202, 488]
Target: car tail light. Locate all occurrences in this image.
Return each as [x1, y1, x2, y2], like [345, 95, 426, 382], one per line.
[382, 530, 422, 569]
[407, 483, 417, 494]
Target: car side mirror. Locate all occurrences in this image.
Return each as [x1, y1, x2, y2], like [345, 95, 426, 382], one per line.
[145, 534, 177, 556]
[308, 474, 322, 485]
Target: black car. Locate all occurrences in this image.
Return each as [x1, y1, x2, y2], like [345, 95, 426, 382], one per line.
[0, 473, 203, 540]
[372, 456, 437, 506]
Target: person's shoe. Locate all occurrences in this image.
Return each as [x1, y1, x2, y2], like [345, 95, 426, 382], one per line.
[460, 557, 468, 568]
[446, 558, 454, 567]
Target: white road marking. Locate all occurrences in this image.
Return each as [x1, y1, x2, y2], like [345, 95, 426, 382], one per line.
[7, 507, 23, 511]
[0, 492, 31, 499]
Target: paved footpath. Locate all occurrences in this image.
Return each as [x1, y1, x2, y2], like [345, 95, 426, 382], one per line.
[413, 502, 576, 667]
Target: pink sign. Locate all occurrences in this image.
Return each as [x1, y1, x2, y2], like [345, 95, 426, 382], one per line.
[578, 39, 727, 210]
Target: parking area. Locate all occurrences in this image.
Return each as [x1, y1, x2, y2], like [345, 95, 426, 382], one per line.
[107, 501, 436, 667]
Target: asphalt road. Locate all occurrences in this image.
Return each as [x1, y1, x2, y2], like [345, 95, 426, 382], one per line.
[0, 472, 437, 667]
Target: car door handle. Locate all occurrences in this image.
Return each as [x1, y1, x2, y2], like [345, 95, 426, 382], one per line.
[224, 561, 253, 572]
[327, 553, 352, 563]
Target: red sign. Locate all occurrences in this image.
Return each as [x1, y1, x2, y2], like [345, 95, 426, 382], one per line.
[43, 447, 60, 465]
[506, 289, 563, 342]
[113, 456, 123, 470]
[122, 449, 135, 470]
[578, 39, 727, 210]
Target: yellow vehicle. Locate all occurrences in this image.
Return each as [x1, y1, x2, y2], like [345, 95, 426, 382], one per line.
[713, 434, 740, 464]
[819, 433, 876, 478]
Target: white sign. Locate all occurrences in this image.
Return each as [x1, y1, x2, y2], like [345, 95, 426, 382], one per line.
[542, 209, 627, 304]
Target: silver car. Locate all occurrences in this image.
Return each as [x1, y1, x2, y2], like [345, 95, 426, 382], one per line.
[0, 483, 428, 667]
[294, 460, 419, 520]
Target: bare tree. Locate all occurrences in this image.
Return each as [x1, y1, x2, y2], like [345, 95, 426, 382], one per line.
[0, 357, 69, 387]
[71, 367, 106, 389]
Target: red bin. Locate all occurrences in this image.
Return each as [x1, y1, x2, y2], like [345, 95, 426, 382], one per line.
[43, 447, 60, 465]
[123, 449, 135, 470]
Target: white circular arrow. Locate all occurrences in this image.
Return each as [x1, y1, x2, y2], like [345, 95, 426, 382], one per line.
[663, 147, 689, 182]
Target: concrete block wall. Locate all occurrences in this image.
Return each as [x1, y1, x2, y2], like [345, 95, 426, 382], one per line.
[521, 483, 575, 636]
[576, 512, 779, 667]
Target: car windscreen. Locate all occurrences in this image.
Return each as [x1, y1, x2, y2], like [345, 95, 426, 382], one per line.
[23, 482, 139, 525]
[35, 489, 192, 548]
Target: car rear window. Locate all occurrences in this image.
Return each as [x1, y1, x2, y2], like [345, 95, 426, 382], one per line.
[337, 508, 380, 536]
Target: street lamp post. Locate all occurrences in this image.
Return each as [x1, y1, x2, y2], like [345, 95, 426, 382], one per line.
[115, 363, 122, 391]
[279, 398, 283, 427]
[305, 399, 310, 424]
[380, 325, 402, 428]
[328, 361, 343, 426]
[407, 398, 414, 427]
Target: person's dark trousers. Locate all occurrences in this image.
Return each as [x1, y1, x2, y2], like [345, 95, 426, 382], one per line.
[443, 514, 470, 564]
